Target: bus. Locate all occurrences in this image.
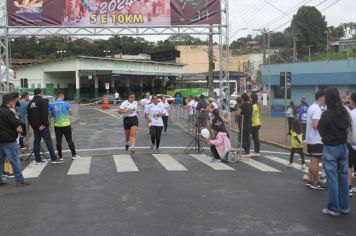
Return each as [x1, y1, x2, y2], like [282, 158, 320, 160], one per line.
[167, 80, 238, 97]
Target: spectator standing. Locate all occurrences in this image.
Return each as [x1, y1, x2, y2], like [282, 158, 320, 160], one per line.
[250, 94, 261, 157]
[318, 88, 350, 216]
[196, 95, 208, 129]
[285, 101, 296, 135]
[289, 119, 305, 170]
[348, 92, 356, 197]
[298, 98, 309, 140]
[0, 94, 31, 187]
[237, 93, 253, 158]
[49, 92, 80, 161]
[18, 92, 30, 149]
[28, 89, 63, 164]
[187, 95, 196, 132]
[305, 90, 325, 189]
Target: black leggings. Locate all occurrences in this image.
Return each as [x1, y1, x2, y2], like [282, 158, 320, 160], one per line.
[55, 126, 76, 158]
[210, 145, 221, 160]
[150, 126, 163, 148]
[162, 116, 168, 132]
[251, 125, 261, 153]
[290, 148, 305, 164]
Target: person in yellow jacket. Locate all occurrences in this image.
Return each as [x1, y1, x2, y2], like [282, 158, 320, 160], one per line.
[289, 119, 306, 170]
[251, 94, 261, 156]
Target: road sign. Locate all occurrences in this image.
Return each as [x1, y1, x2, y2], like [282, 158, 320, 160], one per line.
[105, 83, 110, 90]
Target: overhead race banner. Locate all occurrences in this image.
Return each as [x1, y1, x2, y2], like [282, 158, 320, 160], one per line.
[7, 0, 221, 27]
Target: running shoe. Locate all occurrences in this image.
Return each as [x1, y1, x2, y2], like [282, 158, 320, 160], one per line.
[322, 208, 340, 217]
[51, 159, 64, 164]
[130, 147, 135, 154]
[72, 155, 80, 160]
[35, 160, 47, 165]
[241, 153, 251, 158]
[155, 148, 160, 152]
[15, 181, 32, 187]
[306, 181, 325, 190]
[150, 144, 154, 150]
[58, 157, 64, 162]
[251, 152, 260, 157]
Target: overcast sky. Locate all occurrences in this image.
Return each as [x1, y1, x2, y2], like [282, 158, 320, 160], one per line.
[229, 0, 355, 41]
[142, 0, 354, 42]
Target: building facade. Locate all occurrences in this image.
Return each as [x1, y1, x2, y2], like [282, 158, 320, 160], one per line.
[14, 56, 183, 100]
[261, 59, 356, 113]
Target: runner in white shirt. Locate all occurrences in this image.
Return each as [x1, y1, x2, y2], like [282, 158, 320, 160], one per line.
[140, 92, 151, 134]
[348, 93, 356, 196]
[161, 96, 171, 134]
[118, 92, 139, 154]
[145, 95, 165, 151]
[187, 95, 196, 131]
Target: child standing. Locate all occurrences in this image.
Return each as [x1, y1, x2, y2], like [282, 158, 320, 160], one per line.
[289, 119, 306, 170]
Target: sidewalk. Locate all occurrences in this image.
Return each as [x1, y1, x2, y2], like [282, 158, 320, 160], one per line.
[259, 114, 291, 149]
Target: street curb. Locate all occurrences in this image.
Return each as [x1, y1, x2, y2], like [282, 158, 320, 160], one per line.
[229, 128, 290, 151]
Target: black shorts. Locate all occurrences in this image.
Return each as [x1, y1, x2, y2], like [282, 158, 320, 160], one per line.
[307, 144, 323, 157]
[123, 116, 138, 130]
[349, 146, 356, 169]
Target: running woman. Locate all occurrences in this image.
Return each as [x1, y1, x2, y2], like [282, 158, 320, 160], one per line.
[161, 96, 170, 134]
[140, 92, 151, 133]
[145, 95, 165, 152]
[119, 92, 139, 154]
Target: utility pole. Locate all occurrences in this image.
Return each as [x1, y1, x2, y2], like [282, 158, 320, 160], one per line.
[326, 31, 330, 60]
[304, 45, 313, 62]
[208, 24, 214, 97]
[292, 35, 298, 63]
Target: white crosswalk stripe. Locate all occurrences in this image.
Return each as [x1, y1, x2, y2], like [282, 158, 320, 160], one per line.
[20, 153, 300, 178]
[22, 160, 49, 178]
[67, 156, 92, 175]
[190, 154, 235, 171]
[152, 154, 187, 171]
[240, 158, 281, 172]
[113, 154, 139, 172]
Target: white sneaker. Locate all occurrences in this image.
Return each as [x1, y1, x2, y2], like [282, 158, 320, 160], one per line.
[251, 152, 260, 157]
[130, 147, 135, 154]
[72, 155, 80, 160]
[241, 153, 251, 158]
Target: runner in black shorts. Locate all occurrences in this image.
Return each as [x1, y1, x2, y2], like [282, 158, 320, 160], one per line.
[118, 92, 139, 154]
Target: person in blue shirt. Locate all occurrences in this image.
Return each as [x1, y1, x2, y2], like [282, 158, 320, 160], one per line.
[18, 92, 29, 149]
[49, 91, 80, 161]
[297, 98, 309, 140]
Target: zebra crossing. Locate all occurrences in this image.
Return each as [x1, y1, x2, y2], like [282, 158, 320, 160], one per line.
[21, 153, 307, 179]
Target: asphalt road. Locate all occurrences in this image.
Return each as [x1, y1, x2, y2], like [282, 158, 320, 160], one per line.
[0, 106, 355, 236]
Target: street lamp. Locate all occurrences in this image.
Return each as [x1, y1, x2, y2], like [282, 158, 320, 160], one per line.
[103, 50, 111, 56]
[56, 50, 66, 59]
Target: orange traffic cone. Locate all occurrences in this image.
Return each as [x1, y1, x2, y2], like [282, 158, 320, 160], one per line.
[101, 95, 110, 109]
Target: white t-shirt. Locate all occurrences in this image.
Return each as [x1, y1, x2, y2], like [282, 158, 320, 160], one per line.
[120, 100, 138, 117]
[305, 103, 323, 144]
[188, 100, 195, 115]
[146, 103, 165, 127]
[350, 108, 356, 150]
[162, 102, 170, 116]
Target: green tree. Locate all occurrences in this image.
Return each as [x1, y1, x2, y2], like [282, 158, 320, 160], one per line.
[290, 6, 327, 56]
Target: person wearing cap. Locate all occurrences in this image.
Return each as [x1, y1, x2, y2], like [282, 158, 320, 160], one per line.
[27, 88, 63, 164]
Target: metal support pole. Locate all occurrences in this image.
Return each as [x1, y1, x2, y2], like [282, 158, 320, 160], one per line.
[208, 24, 214, 97]
[268, 31, 271, 117]
[3, 0, 10, 93]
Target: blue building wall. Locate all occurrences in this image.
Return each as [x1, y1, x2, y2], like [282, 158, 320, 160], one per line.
[261, 59, 356, 112]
